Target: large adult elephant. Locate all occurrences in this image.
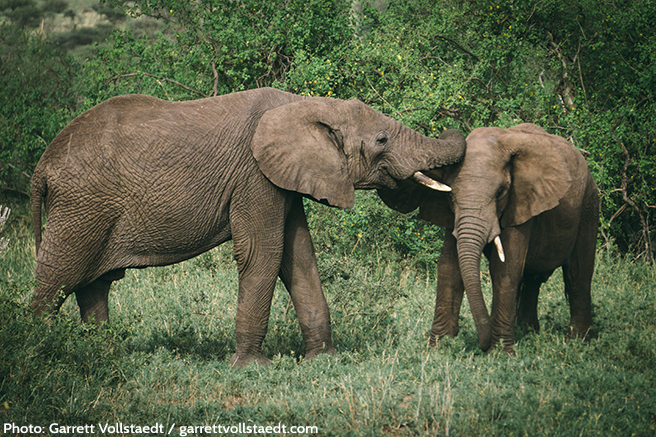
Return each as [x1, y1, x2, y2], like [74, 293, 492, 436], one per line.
[31, 87, 465, 367]
[379, 123, 599, 353]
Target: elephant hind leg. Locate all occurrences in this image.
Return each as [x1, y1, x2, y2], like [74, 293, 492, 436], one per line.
[75, 269, 125, 325]
[278, 196, 334, 359]
[30, 281, 67, 319]
[563, 196, 597, 340]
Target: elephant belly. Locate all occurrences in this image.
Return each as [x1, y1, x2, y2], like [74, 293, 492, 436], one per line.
[110, 200, 233, 268]
[523, 211, 578, 276]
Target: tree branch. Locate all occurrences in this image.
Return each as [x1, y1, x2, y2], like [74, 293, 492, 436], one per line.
[617, 142, 654, 263]
[211, 61, 219, 97]
[1, 161, 32, 179]
[431, 34, 479, 62]
[107, 72, 209, 98]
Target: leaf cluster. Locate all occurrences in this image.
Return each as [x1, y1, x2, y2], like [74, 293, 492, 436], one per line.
[0, 23, 81, 195]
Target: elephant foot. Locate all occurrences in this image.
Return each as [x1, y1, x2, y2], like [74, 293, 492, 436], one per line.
[229, 352, 272, 368]
[304, 343, 336, 360]
[566, 326, 593, 342]
[428, 334, 446, 348]
[490, 336, 516, 356]
[429, 327, 460, 348]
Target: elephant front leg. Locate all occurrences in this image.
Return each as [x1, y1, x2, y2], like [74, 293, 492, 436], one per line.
[489, 222, 532, 354]
[279, 196, 335, 359]
[515, 276, 543, 334]
[229, 193, 287, 368]
[430, 229, 464, 345]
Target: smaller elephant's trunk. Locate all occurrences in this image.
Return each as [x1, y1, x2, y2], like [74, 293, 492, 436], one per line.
[456, 219, 492, 351]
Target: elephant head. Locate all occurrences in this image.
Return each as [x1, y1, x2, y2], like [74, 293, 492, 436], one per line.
[379, 123, 575, 351]
[251, 97, 463, 208]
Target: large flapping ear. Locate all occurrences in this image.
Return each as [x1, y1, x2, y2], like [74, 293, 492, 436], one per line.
[499, 125, 574, 227]
[251, 99, 354, 208]
[418, 191, 455, 228]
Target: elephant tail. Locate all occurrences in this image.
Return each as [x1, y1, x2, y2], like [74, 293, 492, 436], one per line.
[32, 171, 46, 256]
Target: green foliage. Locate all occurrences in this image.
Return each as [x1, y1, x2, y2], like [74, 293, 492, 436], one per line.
[0, 22, 81, 194]
[91, 0, 354, 98]
[305, 192, 444, 271]
[51, 23, 116, 52]
[0, 0, 44, 28]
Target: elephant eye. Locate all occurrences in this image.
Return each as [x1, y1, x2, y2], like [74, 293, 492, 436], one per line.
[376, 132, 388, 146]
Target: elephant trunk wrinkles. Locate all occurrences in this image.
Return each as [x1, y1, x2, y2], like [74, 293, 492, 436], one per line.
[390, 128, 466, 182]
[456, 217, 492, 351]
[433, 129, 468, 166]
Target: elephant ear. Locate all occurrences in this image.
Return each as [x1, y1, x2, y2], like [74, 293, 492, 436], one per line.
[377, 180, 422, 214]
[251, 99, 354, 208]
[500, 128, 574, 227]
[418, 191, 454, 228]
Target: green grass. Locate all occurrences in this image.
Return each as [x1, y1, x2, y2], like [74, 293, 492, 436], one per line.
[1, 197, 655, 436]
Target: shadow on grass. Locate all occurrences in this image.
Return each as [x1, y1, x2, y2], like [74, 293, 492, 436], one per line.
[127, 323, 236, 362]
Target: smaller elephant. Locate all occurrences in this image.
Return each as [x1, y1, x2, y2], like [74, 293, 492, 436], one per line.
[379, 123, 599, 353]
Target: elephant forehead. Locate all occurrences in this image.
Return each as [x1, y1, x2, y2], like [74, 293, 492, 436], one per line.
[462, 137, 506, 165]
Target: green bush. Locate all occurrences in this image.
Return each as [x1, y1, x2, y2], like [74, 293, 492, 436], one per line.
[305, 192, 444, 271]
[0, 23, 81, 194]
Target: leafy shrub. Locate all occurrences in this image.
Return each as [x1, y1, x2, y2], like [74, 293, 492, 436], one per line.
[305, 192, 444, 271]
[0, 23, 81, 194]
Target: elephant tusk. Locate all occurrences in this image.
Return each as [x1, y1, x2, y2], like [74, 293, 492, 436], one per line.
[411, 171, 451, 192]
[494, 235, 506, 263]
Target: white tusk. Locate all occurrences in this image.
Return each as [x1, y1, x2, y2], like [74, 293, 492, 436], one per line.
[411, 171, 451, 192]
[494, 235, 506, 263]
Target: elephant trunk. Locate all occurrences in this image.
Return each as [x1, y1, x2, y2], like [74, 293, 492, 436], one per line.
[433, 129, 468, 166]
[455, 214, 492, 351]
[389, 128, 466, 182]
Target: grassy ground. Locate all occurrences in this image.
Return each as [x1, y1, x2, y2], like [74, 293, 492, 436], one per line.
[1, 196, 655, 436]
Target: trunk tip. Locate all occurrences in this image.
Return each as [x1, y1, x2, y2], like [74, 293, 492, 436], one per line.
[479, 332, 492, 352]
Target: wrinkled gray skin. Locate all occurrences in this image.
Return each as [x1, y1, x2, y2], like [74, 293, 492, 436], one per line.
[379, 124, 599, 353]
[31, 87, 466, 367]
